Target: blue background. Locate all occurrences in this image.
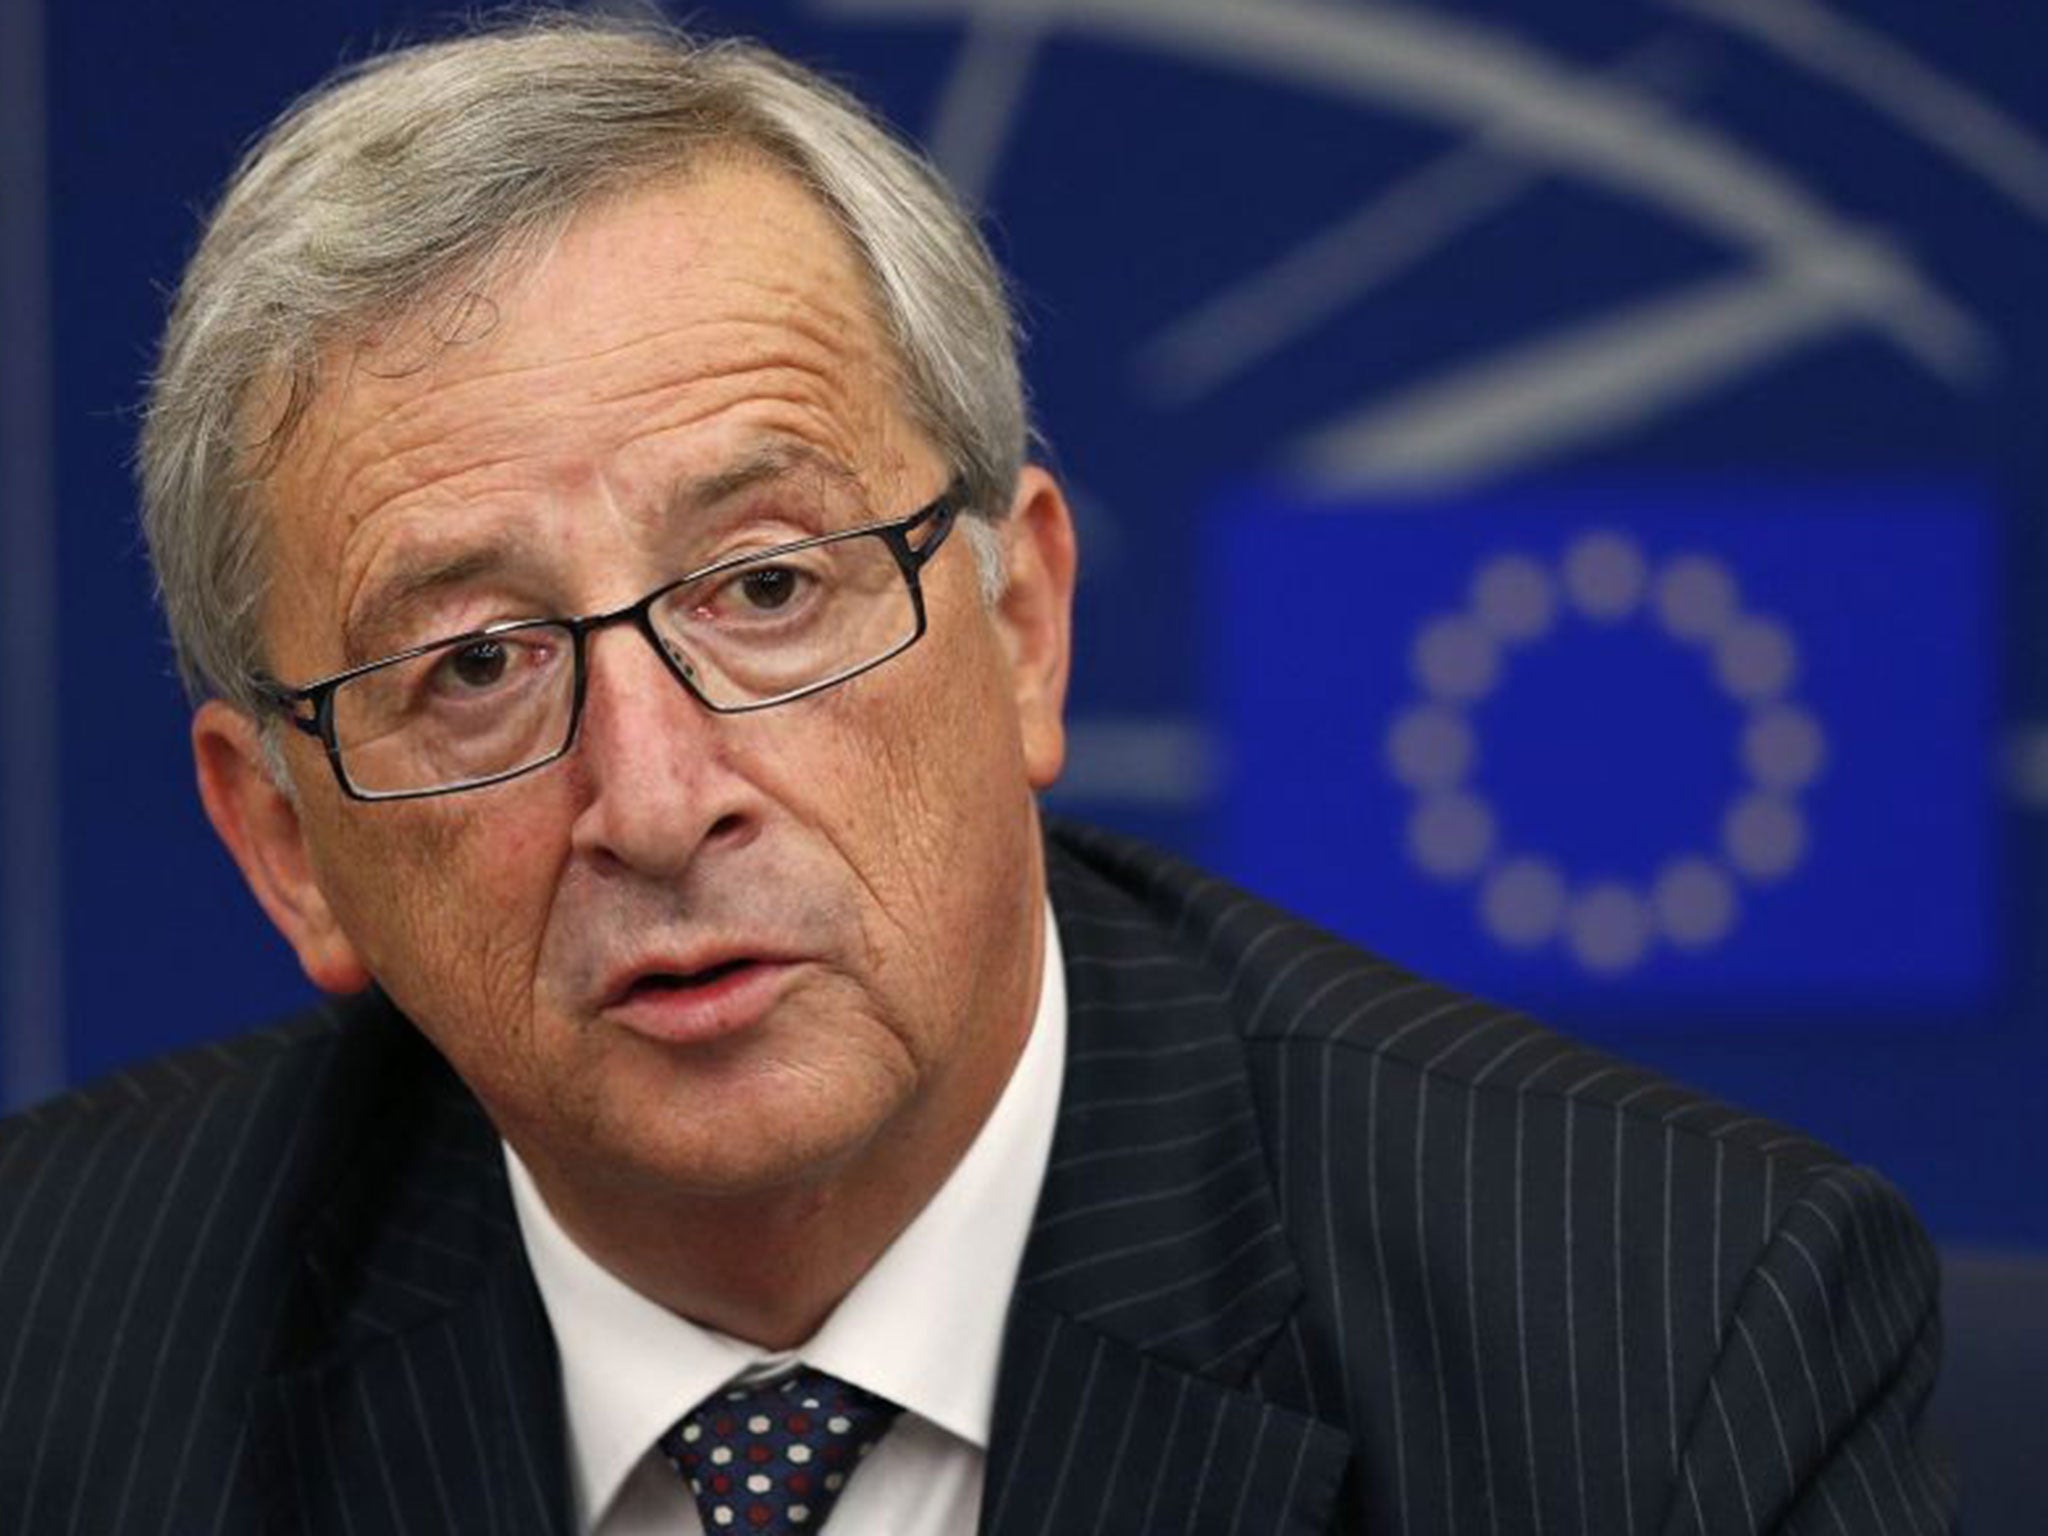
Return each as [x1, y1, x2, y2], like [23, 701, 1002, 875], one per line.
[3, 0, 2044, 1520]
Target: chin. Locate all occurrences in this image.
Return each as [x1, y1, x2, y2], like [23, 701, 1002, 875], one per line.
[582, 1057, 909, 1200]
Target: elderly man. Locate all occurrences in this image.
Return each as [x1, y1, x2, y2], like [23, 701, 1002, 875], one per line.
[0, 15, 1946, 1536]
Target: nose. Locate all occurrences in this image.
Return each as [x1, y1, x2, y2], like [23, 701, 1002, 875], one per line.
[565, 623, 759, 877]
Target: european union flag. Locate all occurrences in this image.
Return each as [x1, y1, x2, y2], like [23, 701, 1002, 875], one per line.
[1207, 479, 1996, 1025]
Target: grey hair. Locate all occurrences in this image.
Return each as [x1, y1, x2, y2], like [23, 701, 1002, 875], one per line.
[139, 11, 1026, 712]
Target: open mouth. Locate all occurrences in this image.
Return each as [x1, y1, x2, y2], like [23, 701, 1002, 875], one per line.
[602, 955, 789, 1042]
[622, 958, 756, 1000]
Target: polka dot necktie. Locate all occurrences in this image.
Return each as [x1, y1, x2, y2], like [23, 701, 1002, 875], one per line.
[658, 1367, 902, 1533]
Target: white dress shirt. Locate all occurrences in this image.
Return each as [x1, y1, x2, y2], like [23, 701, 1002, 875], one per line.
[506, 904, 1067, 1536]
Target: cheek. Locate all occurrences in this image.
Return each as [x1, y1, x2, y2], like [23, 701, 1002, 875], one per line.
[310, 793, 569, 1066]
[793, 615, 1037, 998]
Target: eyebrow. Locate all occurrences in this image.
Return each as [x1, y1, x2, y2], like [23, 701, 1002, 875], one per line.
[664, 441, 868, 519]
[339, 442, 870, 664]
[342, 547, 522, 664]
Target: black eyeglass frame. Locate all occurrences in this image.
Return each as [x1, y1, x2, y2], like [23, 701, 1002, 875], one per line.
[252, 481, 965, 802]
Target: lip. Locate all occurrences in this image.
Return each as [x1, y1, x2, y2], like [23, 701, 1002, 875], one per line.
[597, 953, 801, 1046]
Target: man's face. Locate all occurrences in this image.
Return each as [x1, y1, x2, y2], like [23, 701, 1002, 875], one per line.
[197, 159, 1074, 1205]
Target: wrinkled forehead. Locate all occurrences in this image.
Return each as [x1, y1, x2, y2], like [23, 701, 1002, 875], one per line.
[254, 157, 926, 561]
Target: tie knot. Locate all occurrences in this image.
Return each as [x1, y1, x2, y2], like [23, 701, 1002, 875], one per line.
[659, 1367, 902, 1533]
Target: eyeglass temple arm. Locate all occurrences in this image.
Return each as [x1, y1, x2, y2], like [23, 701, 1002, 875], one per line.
[904, 486, 965, 562]
[249, 676, 325, 736]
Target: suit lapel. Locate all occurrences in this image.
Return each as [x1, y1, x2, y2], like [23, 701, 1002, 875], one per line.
[249, 1001, 573, 1536]
[980, 837, 1349, 1535]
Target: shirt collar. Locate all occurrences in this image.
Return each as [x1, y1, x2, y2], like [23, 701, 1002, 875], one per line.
[507, 900, 1067, 1532]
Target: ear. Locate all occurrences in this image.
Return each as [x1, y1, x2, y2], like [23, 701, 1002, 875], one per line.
[992, 466, 1078, 790]
[192, 700, 372, 994]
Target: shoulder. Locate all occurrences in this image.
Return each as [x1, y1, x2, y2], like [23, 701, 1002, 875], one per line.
[0, 1004, 341, 1238]
[1046, 822, 1945, 1527]
[0, 991, 433, 1201]
[3, 1002, 342, 1148]
[1046, 817, 1845, 1175]
[0, 995, 519, 1530]
[0, 991, 497, 1374]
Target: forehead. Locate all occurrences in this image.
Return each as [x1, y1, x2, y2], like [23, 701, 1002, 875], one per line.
[256, 157, 924, 660]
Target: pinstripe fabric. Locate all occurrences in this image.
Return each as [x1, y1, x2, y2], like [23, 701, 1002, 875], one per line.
[987, 823, 1951, 1535]
[0, 1000, 571, 1534]
[0, 821, 1947, 1533]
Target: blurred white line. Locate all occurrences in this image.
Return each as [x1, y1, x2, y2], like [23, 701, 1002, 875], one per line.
[925, 8, 1048, 202]
[1135, 36, 1710, 406]
[822, 0, 1989, 411]
[1293, 255, 1948, 493]
[1665, 0, 2048, 227]
[1138, 143, 1537, 406]
[822, 0, 1926, 259]
[2004, 723, 2048, 809]
[1053, 717, 1221, 807]
[0, 0, 64, 1108]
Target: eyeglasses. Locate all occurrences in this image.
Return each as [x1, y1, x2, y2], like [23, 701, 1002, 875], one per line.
[254, 482, 964, 801]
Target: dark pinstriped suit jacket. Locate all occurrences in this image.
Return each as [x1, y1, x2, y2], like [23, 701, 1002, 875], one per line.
[0, 822, 1949, 1534]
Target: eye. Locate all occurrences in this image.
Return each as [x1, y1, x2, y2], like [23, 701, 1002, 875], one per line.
[693, 559, 823, 624]
[445, 639, 509, 689]
[420, 632, 559, 703]
[736, 565, 801, 611]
